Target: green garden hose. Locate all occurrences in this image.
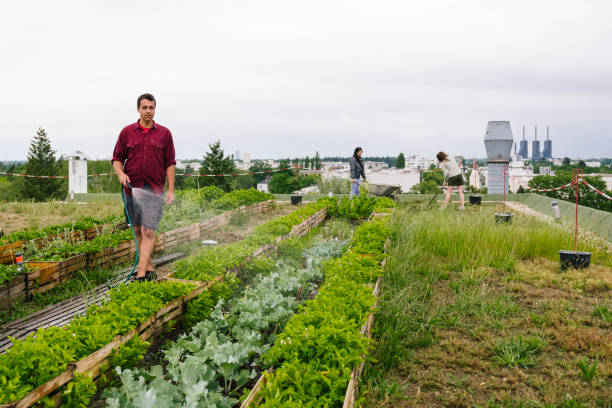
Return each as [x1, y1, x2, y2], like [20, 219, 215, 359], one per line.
[107, 183, 139, 288]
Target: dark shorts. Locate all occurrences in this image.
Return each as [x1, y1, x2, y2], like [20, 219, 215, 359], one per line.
[124, 184, 164, 230]
[447, 174, 464, 186]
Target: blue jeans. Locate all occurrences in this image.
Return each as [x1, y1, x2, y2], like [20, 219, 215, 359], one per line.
[350, 178, 361, 198]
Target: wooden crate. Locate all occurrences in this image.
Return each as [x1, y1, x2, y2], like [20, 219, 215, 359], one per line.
[0, 276, 222, 408]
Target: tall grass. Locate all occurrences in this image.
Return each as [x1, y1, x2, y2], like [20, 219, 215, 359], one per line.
[405, 206, 610, 272]
[364, 203, 611, 389]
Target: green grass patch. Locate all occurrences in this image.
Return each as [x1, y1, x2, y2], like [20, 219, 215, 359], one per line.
[361, 204, 612, 407]
[493, 334, 547, 369]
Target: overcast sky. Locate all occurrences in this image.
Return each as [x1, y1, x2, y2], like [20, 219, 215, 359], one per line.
[1, 0, 611, 162]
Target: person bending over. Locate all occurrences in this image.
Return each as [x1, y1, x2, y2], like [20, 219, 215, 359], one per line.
[350, 147, 366, 198]
[112, 93, 176, 281]
[437, 151, 464, 210]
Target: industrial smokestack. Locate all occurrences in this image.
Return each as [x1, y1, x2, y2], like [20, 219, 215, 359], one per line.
[546, 125, 549, 140]
[532, 125, 541, 160]
[522, 126, 525, 140]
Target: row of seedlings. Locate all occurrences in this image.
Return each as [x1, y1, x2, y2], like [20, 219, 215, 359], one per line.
[103, 220, 351, 406]
[243, 211, 393, 407]
[0, 200, 329, 407]
[0, 279, 217, 407]
[0, 215, 122, 264]
[0, 189, 274, 310]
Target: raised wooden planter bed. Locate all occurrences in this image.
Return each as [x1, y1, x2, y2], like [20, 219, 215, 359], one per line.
[1, 203, 326, 406]
[0, 223, 126, 265]
[0, 201, 274, 311]
[241, 227, 388, 408]
[0, 275, 223, 408]
[0, 242, 23, 265]
[240, 277, 383, 408]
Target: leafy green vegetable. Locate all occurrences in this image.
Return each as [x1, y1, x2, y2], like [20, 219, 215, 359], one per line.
[61, 372, 97, 408]
[372, 196, 396, 213]
[104, 240, 347, 407]
[324, 195, 379, 220]
[211, 189, 274, 210]
[0, 281, 194, 404]
[23, 229, 133, 261]
[0, 215, 121, 246]
[0, 264, 21, 285]
[258, 215, 390, 407]
[173, 200, 329, 282]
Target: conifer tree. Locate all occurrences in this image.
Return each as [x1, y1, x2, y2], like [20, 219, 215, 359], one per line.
[22, 127, 63, 201]
[396, 153, 406, 169]
[199, 141, 236, 191]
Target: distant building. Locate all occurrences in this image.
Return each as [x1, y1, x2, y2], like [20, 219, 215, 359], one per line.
[585, 161, 601, 167]
[256, 176, 271, 193]
[235, 151, 241, 160]
[518, 126, 528, 159]
[176, 160, 202, 172]
[542, 126, 552, 159]
[404, 155, 435, 171]
[366, 161, 388, 170]
[243, 153, 251, 163]
[234, 161, 252, 171]
[539, 166, 552, 175]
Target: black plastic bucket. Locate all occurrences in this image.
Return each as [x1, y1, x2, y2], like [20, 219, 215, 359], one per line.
[559, 250, 591, 270]
[469, 195, 482, 205]
[291, 195, 303, 205]
[495, 212, 513, 224]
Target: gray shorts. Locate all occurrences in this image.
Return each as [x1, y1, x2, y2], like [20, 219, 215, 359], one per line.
[124, 184, 164, 230]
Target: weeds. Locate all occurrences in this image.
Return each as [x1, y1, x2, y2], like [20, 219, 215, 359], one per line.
[591, 305, 612, 322]
[494, 335, 547, 369]
[576, 358, 598, 383]
[229, 211, 249, 226]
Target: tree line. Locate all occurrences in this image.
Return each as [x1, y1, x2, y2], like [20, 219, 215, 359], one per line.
[0, 130, 323, 201]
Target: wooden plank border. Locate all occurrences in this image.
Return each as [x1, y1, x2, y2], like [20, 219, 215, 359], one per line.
[0, 276, 223, 408]
[0, 201, 275, 312]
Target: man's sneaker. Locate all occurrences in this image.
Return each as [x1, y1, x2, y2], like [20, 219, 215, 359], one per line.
[458, 206, 465, 210]
[145, 270, 157, 282]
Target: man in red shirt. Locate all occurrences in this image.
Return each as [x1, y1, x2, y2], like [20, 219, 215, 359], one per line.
[112, 93, 176, 281]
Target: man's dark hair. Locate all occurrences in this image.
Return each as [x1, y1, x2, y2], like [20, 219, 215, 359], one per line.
[137, 93, 156, 108]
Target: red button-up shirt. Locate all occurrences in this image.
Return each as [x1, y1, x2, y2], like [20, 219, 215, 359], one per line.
[112, 120, 176, 195]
